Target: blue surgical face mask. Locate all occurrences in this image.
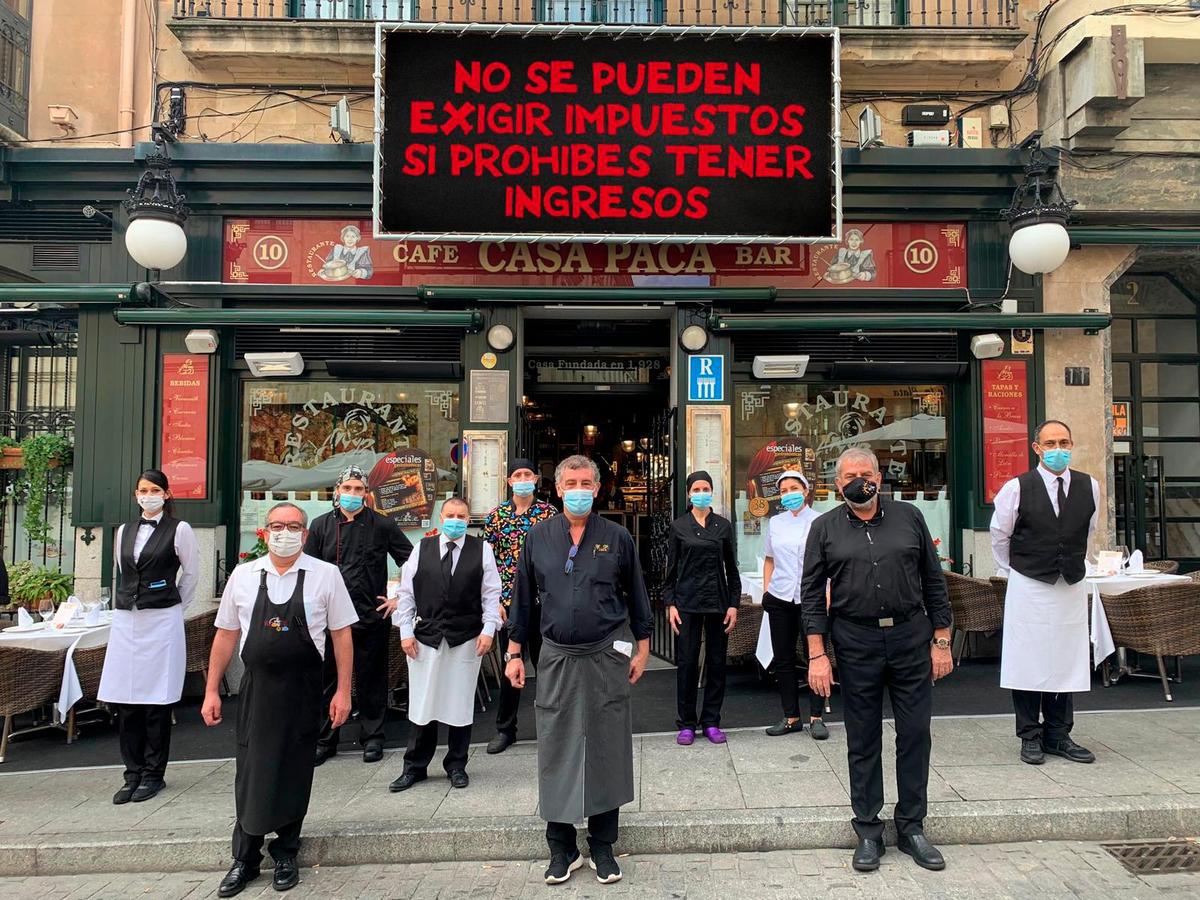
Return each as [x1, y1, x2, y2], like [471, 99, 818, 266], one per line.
[441, 518, 468, 540]
[512, 480, 536, 497]
[337, 493, 364, 513]
[1041, 448, 1072, 472]
[780, 491, 806, 511]
[690, 492, 713, 509]
[563, 489, 594, 516]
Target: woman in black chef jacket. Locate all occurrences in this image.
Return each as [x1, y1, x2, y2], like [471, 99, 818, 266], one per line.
[97, 469, 200, 805]
[664, 470, 740, 746]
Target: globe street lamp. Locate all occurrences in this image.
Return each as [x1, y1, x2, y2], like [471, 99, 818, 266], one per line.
[124, 144, 188, 272]
[1002, 144, 1077, 276]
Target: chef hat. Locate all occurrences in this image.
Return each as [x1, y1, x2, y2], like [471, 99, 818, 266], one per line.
[338, 464, 368, 486]
[508, 458, 537, 477]
[685, 470, 714, 492]
[778, 469, 810, 489]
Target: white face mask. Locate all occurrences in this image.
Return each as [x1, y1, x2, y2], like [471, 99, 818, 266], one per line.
[267, 530, 304, 557]
[137, 494, 165, 514]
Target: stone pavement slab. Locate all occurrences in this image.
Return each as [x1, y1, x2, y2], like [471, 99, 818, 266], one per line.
[0, 709, 1198, 876]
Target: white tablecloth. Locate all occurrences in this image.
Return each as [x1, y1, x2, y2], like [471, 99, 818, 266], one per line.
[0, 617, 112, 717]
[1084, 573, 1193, 667]
[739, 573, 778, 670]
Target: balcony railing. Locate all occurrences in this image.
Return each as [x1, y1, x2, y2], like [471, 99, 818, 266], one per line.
[173, 0, 1018, 28]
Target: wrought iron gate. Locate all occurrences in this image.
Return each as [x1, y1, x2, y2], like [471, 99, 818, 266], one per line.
[647, 405, 677, 661]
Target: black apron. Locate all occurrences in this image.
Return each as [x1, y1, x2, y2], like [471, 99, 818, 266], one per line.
[234, 569, 324, 836]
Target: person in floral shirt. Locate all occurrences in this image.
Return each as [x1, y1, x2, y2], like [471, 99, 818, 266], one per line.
[483, 458, 557, 754]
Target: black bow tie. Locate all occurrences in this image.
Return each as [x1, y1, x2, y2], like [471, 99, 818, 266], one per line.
[140, 519, 159, 528]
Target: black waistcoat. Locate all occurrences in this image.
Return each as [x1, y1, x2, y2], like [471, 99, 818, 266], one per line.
[1010, 469, 1095, 586]
[411, 534, 485, 648]
[116, 516, 184, 610]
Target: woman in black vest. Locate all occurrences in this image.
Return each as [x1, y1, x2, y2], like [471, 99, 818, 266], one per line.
[664, 471, 740, 746]
[98, 469, 200, 805]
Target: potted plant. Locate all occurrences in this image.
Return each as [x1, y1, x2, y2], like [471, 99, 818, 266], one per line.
[7, 560, 74, 609]
[19, 433, 72, 545]
[0, 435, 19, 469]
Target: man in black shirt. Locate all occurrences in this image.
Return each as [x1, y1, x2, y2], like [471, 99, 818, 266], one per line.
[803, 448, 954, 874]
[305, 465, 413, 764]
[506, 454, 653, 886]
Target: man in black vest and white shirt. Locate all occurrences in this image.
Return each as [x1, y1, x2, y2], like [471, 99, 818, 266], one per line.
[389, 497, 502, 791]
[991, 420, 1099, 766]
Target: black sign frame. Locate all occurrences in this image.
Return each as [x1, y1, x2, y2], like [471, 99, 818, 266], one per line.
[372, 23, 842, 245]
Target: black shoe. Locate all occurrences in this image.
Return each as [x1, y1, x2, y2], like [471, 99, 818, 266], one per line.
[897, 832, 945, 871]
[589, 844, 623, 884]
[362, 743, 383, 763]
[765, 717, 803, 736]
[809, 719, 830, 741]
[448, 769, 470, 789]
[217, 861, 260, 898]
[314, 744, 337, 767]
[130, 779, 165, 802]
[487, 732, 516, 754]
[389, 770, 427, 792]
[272, 857, 299, 892]
[1042, 737, 1095, 764]
[852, 838, 885, 872]
[544, 850, 583, 884]
[112, 781, 139, 805]
[1020, 738, 1045, 765]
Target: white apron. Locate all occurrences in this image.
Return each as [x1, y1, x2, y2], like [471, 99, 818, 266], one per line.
[999, 569, 1090, 693]
[97, 605, 186, 705]
[406, 637, 482, 727]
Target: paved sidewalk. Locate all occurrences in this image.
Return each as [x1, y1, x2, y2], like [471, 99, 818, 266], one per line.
[1, 842, 1198, 899]
[1, 708, 1199, 876]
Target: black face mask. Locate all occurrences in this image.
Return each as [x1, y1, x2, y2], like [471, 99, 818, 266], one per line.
[843, 477, 878, 505]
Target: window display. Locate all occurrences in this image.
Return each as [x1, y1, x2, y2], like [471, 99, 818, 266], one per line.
[734, 383, 951, 574]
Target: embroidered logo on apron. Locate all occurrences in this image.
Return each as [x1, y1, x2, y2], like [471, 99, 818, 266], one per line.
[263, 616, 290, 633]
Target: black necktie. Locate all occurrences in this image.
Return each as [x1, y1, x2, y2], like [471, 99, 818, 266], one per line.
[442, 542, 456, 584]
[1056, 476, 1067, 518]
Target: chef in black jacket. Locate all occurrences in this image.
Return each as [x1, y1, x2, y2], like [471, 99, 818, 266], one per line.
[664, 470, 739, 746]
[803, 448, 954, 874]
[305, 464, 413, 765]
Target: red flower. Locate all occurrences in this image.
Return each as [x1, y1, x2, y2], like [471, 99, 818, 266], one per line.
[239, 552, 249, 559]
[424, 527, 440, 538]
[255, 528, 267, 540]
[932, 537, 942, 547]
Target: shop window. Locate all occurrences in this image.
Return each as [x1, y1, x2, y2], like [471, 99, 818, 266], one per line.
[1140, 402, 1200, 440]
[1111, 318, 1133, 354]
[539, 0, 664, 23]
[1139, 362, 1198, 399]
[1136, 318, 1198, 355]
[1112, 362, 1131, 399]
[239, 381, 460, 563]
[733, 383, 951, 575]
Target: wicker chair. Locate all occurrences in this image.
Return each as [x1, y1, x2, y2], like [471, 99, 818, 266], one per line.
[65, 643, 112, 743]
[945, 571, 1005, 664]
[184, 608, 225, 695]
[1101, 581, 1200, 701]
[1144, 560, 1180, 575]
[0, 645, 67, 763]
[386, 625, 409, 713]
[727, 599, 763, 661]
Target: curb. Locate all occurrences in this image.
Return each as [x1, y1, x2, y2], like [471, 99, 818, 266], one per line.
[5, 795, 1200, 877]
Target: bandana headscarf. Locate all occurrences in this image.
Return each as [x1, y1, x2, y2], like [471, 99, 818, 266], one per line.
[338, 464, 367, 486]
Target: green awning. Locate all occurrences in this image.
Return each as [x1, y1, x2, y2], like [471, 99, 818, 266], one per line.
[709, 312, 1112, 333]
[0, 284, 135, 304]
[419, 286, 777, 303]
[114, 308, 483, 330]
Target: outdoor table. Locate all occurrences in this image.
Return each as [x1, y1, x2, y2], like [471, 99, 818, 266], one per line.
[0, 613, 112, 719]
[1085, 571, 1193, 681]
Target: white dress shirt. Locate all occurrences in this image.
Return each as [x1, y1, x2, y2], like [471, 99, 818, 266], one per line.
[393, 534, 503, 641]
[763, 506, 821, 603]
[215, 553, 358, 659]
[990, 466, 1101, 576]
[115, 513, 201, 607]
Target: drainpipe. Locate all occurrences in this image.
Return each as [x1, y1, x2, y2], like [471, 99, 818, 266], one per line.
[117, 0, 137, 148]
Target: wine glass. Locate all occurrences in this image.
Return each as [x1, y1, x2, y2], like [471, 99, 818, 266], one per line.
[98, 587, 111, 612]
[38, 597, 54, 628]
[1116, 544, 1130, 572]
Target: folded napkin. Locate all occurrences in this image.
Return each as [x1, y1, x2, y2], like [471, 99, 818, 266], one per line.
[84, 605, 102, 626]
[17, 606, 33, 627]
[1127, 549, 1144, 573]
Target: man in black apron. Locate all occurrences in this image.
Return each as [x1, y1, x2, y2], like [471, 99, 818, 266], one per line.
[203, 502, 358, 897]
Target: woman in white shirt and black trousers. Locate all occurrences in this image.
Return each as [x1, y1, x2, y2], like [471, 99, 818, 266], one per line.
[98, 469, 200, 805]
[761, 470, 829, 739]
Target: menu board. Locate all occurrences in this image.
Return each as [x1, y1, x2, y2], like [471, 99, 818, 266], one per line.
[981, 360, 1030, 504]
[462, 431, 508, 520]
[745, 438, 815, 516]
[160, 354, 210, 499]
[367, 448, 438, 528]
[686, 406, 731, 519]
[469, 370, 510, 424]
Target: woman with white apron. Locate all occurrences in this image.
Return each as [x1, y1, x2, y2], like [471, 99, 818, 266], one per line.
[98, 468, 199, 804]
[761, 471, 831, 739]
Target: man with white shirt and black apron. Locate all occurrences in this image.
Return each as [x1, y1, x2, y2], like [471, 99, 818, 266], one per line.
[991, 420, 1099, 767]
[202, 502, 357, 897]
[388, 497, 502, 792]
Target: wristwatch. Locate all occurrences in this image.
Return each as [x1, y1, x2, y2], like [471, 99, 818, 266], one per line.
[503, 652, 520, 663]
[932, 637, 951, 650]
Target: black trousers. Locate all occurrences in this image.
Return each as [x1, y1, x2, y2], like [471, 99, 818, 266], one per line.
[403, 721, 472, 774]
[116, 703, 173, 783]
[546, 808, 619, 855]
[675, 610, 728, 729]
[832, 614, 934, 841]
[318, 618, 390, 750]
[763, 597, 826, 720]
[495, 602, 543, 737]
[1012, 690, 1074, 742]
[232, 817, 303, 866]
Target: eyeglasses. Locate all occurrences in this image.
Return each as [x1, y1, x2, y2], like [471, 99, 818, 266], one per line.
[266, 522, 305, 533]
[564, 543, 579, 575]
